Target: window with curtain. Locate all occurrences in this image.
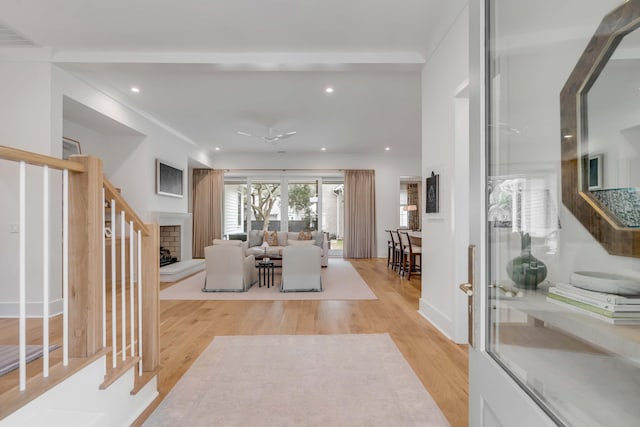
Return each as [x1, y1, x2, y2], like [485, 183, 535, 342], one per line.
[344, 169, 376, 258]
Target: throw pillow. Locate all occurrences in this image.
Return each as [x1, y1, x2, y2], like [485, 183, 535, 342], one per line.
[263, 231, 279, 246]
[276, 231, 289, 246]
[298, 231, 312, 240]
[249, 230, 262, 247]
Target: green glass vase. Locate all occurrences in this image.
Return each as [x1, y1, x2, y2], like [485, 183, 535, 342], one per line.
[506, 233, 547, 289]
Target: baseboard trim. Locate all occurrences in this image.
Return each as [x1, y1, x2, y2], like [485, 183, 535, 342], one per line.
[418, 298, 454, 341]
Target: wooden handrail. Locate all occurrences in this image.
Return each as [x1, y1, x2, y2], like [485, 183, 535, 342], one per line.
[0, 145, 86, 173]
[104, 177, 149, 236]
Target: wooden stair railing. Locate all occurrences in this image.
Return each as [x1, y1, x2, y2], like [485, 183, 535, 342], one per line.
[0, 145, 160, 417]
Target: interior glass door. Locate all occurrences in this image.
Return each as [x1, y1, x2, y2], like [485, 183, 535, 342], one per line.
[248, 180, 282, 231]
[321, 180, 344, 256]
[486, 0, 640, 425]
[287, 180, 319, 232]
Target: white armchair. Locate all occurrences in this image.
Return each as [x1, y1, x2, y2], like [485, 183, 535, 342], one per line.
[202, 240, 258, 292]
[280, 244, 322, 292]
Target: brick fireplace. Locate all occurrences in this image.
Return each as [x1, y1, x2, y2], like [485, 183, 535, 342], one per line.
[151, 212, 194, 269]
[160, 225, 181, 265]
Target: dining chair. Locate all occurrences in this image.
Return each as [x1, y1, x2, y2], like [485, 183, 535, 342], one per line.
[385, 230, 396, 269]
[398, 231, 421, 279]
[390, 230, 403, 273]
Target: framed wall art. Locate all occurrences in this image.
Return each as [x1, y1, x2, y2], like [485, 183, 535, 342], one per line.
[426, 171, 439, 213]
[156, 158, 184, 198]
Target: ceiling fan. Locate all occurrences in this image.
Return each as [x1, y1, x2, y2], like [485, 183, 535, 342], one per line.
[237, 128, 297, 143]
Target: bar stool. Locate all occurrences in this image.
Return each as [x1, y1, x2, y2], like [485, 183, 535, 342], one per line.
[399, 231, 421, 279]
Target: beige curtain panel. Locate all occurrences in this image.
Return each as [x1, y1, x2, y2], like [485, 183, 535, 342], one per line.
[192, 169, 224, 258]
[344, 169, 377, 258]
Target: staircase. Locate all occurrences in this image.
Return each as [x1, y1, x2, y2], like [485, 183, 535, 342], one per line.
[0, 146, 160, 426]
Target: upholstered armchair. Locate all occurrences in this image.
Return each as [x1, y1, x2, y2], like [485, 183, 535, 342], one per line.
[202, 239, 258, 292]
[280, 244, 322, 292]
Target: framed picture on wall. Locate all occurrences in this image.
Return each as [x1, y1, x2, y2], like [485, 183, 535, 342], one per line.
[426, 171, 439, 213]
[156, 159, 184, 198]
[62, 137, 81, 160]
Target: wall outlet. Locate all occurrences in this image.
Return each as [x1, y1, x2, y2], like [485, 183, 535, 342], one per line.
[9, 224, 19, 234]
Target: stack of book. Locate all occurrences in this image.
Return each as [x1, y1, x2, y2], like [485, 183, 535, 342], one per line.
[547, 283, 640, 325]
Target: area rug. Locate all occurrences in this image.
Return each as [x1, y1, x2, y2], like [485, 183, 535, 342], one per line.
[143, 334, 450, 427]
[160, 258, 377, 301]
[0, 344, 61, 376]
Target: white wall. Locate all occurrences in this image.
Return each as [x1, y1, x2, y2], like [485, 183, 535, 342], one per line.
[0, 62, 60, 315]
[53, 66, 215, 219]
[419, 6, 470, 341]
[0, 62, 215, 315]
[211, 151, 420, 258]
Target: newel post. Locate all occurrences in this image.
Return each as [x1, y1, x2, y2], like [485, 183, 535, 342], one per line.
[68, 155, 104, 357]
[141, 223, 160, 371]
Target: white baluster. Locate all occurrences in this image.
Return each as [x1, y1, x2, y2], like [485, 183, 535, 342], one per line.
[111, 200, 117, 369]
[137, 229, 143, 376]
[129, 221, 134, 357]
[19, 161, 26, 391]
[62, 169, 69, 367]
[102, 188, 106, 351]
[42, 166, 50, 378]
[121, 211, 126, 361]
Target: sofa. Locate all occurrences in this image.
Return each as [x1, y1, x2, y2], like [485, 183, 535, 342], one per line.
[280, 245, 322, 292]
[202, 239, 258, 292]
[245, 230, 329, 267]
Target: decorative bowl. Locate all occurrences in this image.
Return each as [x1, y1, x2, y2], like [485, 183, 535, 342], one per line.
[570, 271, 640, 296]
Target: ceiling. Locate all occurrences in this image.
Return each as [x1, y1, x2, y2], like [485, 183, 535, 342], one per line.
[0, 0, 466, 155]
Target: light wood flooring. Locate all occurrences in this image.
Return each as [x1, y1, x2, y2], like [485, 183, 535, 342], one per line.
[138, 258, 469, 426]
[1, 258, 469, 426]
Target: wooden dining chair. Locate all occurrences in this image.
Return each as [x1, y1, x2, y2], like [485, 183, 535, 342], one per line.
[398, 231, 421, 279]
[390, 230, 403, 273]
[385, 230, 395, 269]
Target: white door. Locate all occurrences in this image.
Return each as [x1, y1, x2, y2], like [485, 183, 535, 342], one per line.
[467, 1, 640, 426]
[466, 2, 555, 424]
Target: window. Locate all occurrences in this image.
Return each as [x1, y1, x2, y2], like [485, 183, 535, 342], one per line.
[399, 185, 408, 227]
[223, 174, 344, 256]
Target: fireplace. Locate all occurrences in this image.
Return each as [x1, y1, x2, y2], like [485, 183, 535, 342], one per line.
[160, 225, 181, 267]
[151, 212, 193, 269]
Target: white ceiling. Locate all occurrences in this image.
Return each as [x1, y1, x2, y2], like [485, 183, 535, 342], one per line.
[0, 0, 467, 155]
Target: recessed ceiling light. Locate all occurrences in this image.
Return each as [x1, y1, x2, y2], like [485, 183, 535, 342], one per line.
[385, 147, 391, 151]
[214, 147, 221, 151]
[130, 86, 140, 93]
[325, 87, 334, 94]
[321, 147, 327, 151]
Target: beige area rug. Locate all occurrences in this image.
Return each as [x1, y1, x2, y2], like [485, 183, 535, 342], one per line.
[143, 334, 450, 427]
[160, 258, 377, 301]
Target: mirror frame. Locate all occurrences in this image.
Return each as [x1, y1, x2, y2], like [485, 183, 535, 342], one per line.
[560, 0, 640, 258]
